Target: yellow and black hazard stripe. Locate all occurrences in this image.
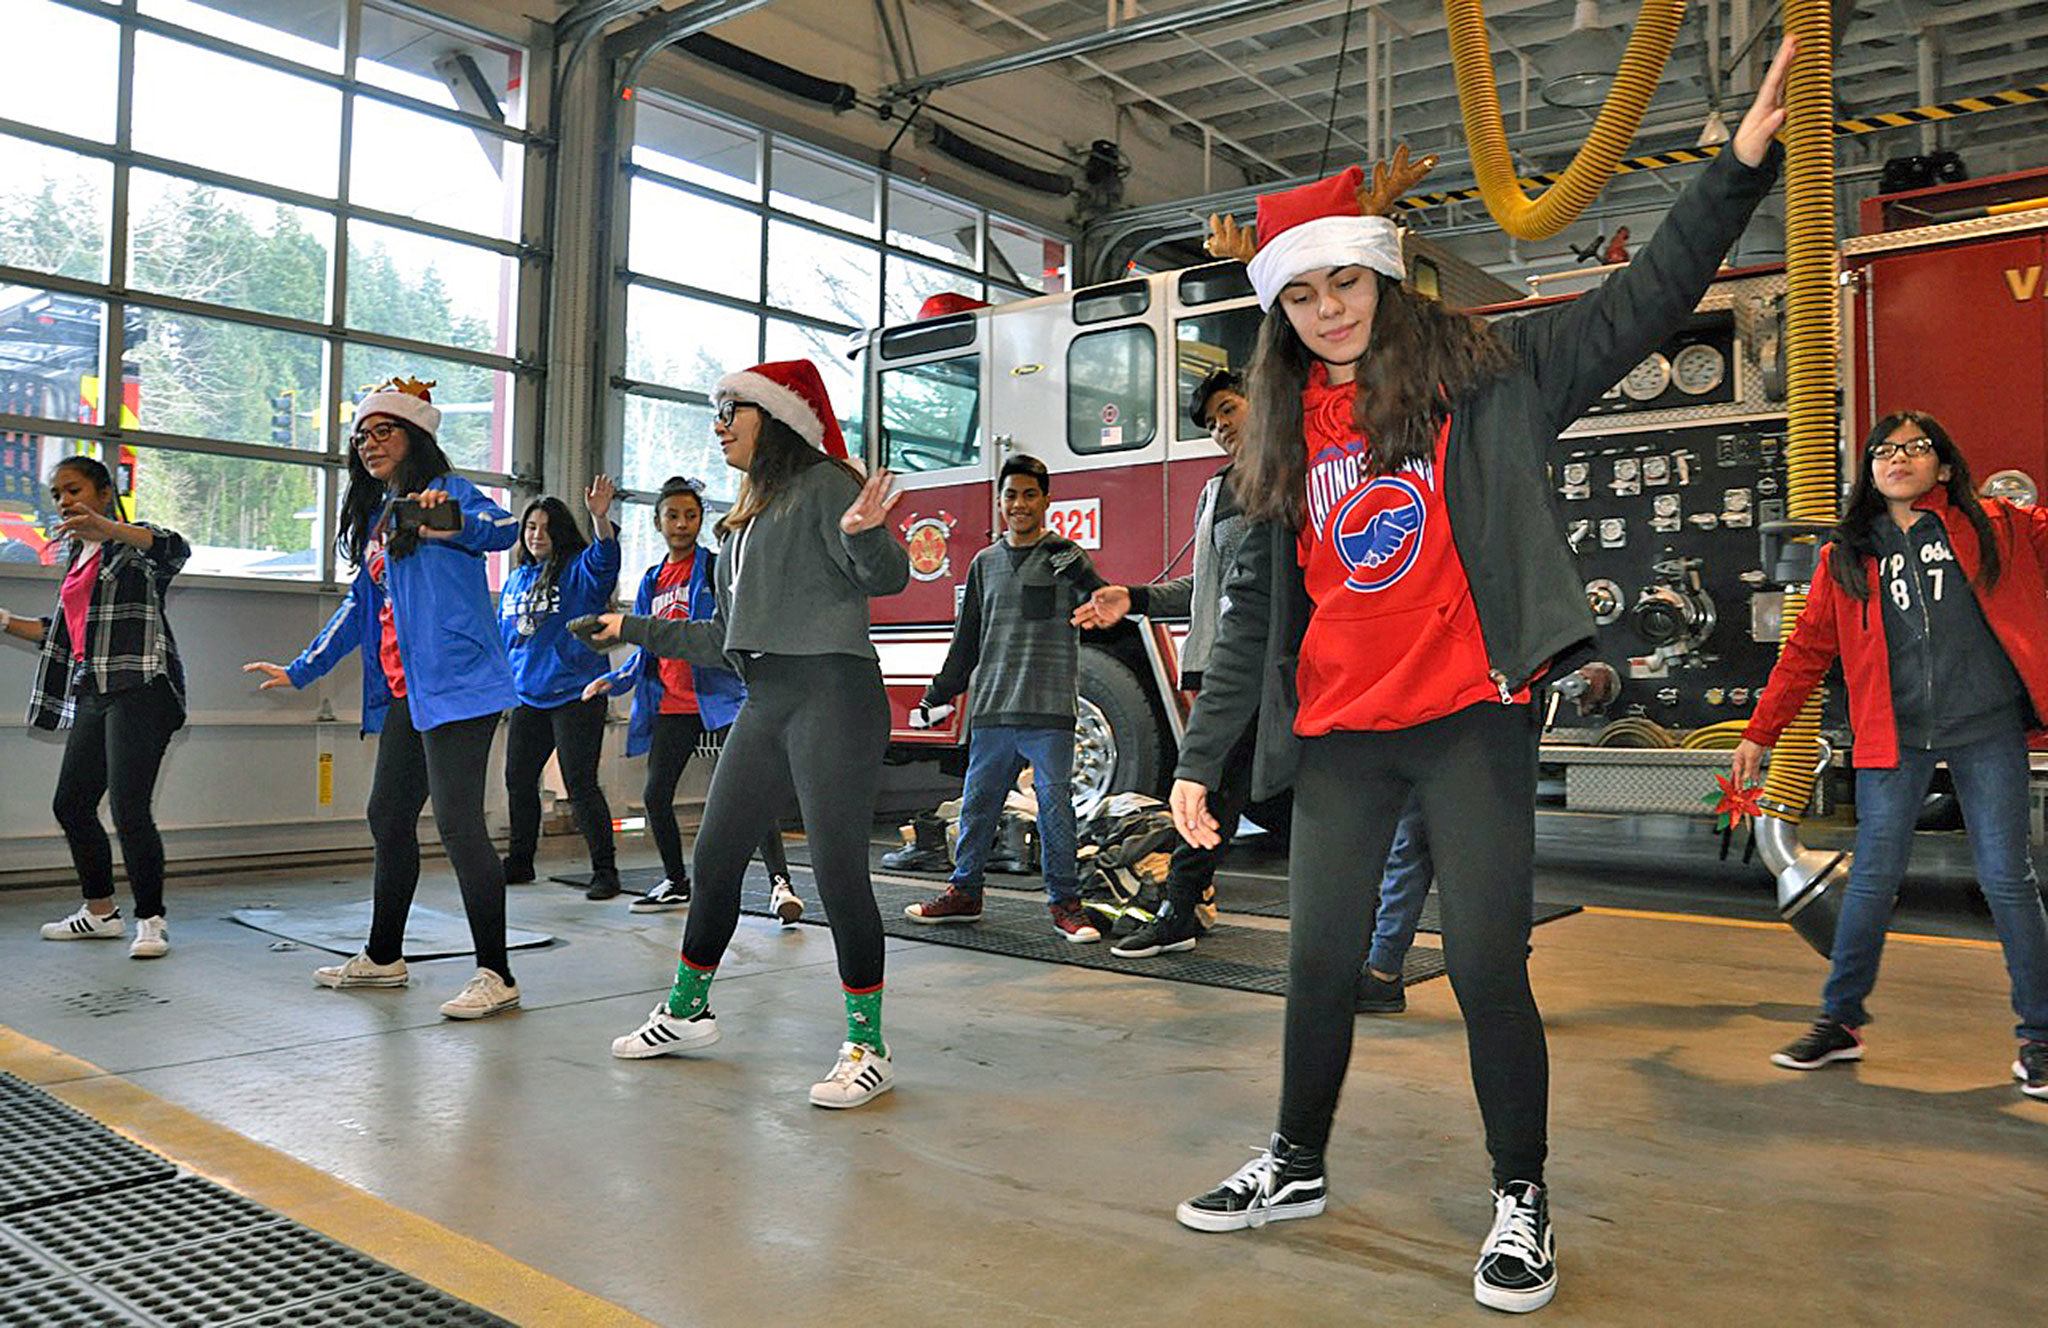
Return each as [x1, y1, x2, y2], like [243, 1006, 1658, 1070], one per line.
[1399, 81, 2048, 214]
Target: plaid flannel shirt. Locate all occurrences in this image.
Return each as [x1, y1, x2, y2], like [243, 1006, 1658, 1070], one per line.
[25, 524, 191, 731]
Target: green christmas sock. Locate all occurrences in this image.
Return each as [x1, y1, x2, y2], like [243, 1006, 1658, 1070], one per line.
[844, 983, 885, 1054]
[666, 957, 715, 1019]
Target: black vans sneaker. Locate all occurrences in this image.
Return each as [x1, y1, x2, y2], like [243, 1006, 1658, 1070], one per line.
[1356, 967, 1406, 1014]
[2014, 1041, 2048, 1100]
[1770, 1017, 1864, 1071]
[1475, 1180, 1556, 1313]
[1111, 902, 1203, 958]
[1175, 1133, 1327, 1233]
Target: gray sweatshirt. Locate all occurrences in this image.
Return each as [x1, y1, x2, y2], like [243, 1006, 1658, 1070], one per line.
[1128, 463, 1247, 689]
[616, 461, 908, 669]
[924, 534, 1105, 731]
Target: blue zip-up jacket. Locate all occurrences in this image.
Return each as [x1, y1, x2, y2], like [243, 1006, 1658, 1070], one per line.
[600, 547, 746, 754]
[286, 474, 520, 733]
[500, 535, 621, 708]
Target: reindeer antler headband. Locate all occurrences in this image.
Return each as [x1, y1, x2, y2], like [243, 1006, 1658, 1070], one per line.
[1207, 145, 1437, 310]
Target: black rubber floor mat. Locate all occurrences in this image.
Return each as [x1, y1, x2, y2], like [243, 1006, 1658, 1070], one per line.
[86, 1223, 391, 1324]
[1218, 880, 1583, 930]
[245, 1277, 514, 1326]
[548, 867, 670, 893]
[0, 1129, 177, 1218]
[227, 903, 553, 959]
[734, 876, 1447, 995]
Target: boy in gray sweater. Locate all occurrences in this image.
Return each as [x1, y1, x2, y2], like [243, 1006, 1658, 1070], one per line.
[905, 454, 1107, 941]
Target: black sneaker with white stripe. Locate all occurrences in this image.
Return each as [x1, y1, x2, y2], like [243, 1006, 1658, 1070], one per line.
[2015, 1040, 2048, 1100]
[1475, 1180, 1557, 1313]
[610, 1006, 719, 1059]
[628, 878, 690, 913]
[1771, 1017, 1863, 1070]
[1176, 1133, 1327, 1232]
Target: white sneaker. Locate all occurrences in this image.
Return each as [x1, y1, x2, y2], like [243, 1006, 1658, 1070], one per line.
[41, 904, 123, 941]
[439, 968, 520, 1019]
[769, 873, 804, 927]
[612, 1006, 719, 1058]
[129, 917, 169, 959]
[808, 1041, 894, 1109]
[313, 952, 410, 989]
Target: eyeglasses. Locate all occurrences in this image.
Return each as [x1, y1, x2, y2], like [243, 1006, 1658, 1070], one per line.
[1869, 437, 1935, 462]
[714, 400, 757, 428]
[351, 420, 404, 449]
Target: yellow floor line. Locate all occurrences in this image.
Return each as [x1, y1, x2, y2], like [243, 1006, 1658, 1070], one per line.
[0, 1026, 653, 1327]
[1579, 904, 2004, 950]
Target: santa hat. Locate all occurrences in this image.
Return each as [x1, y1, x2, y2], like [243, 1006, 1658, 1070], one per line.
[713, 358, 848, 460]
[353, 377, 441, 437]
[1208, 146, 1437, 310]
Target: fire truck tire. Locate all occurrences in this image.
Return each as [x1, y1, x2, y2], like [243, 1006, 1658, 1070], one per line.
[0, 539, 38, 564]
[1075, 646, 1164, 807]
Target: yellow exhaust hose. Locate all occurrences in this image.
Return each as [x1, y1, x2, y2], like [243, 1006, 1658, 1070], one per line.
[1442, 0, 1687, 240]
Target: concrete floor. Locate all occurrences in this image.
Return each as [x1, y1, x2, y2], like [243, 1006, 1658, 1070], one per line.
[2, 835, 2045, 1326]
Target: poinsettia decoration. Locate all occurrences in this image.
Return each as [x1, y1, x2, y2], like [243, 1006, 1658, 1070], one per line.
[1702, 772, 1763, 832]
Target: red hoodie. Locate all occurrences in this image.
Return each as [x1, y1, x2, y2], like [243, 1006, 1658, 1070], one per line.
[1293, 364, 1526, 735]
[1745, 490, 2048, 767]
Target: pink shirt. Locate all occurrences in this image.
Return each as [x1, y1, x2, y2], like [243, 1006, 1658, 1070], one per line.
[59, 544, 100, 663]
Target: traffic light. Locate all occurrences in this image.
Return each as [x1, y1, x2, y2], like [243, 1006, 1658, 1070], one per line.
[269, 389, 296, 446]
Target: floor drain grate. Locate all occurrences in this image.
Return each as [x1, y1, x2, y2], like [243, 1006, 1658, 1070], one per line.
[0, 1232, 64, 1293]
[234, 1276, 515, 1326]
[0, 1131, 176, 1217]
[9, 1178, 278, 1274]
[0, 1274, 143, 1326]
[88, 1223, 400, 1325]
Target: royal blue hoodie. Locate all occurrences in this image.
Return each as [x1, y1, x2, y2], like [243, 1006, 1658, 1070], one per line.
[601, 547, 746, 753]
[499, 535, 621, 708]
[287, 474, 519, 733]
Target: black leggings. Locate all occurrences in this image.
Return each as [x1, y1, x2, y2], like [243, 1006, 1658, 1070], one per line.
[364, 697, 510, 983]
[643, 710, 789, 883]
[53, 675, 181, 919]
[679, 654, 888, 988]
[504, 696, 616, 873]
[1281, 701, 1547, 1188]
[1163, 715, 1258, 911]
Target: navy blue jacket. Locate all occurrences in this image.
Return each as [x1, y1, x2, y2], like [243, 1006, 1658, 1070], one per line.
[601, 549, 746, 753]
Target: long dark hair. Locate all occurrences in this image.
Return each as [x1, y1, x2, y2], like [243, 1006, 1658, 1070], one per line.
[51, 455, 118, 513]
[514, 496, 590, 574]
[719, 415, 862, 536]
[337, 419, 454, 565]
[1233, 273, 1515, 525]
[1829, 410, 2002, 600]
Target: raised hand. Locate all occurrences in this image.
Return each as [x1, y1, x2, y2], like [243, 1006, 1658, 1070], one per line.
[840, 468, 903, 535]
[53, 505, 120, 543]
[1731, 37, 1795, 168]
[1072, 585, 1133, 630]
[586, 473, 617, 519]
[243, 661, 293, 692]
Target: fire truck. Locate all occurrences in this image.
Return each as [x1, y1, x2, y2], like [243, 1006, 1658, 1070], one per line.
[861, 166, 2048, 824]
[0, 290, 141, 564]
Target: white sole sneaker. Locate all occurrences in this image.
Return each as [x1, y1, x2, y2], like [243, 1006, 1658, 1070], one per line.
[1473, 1274, 1558, 1314]
[2015, 1061, 2048, 1099]
[41, 908, 124, 942]
[129, 920, 169, 959]
[313, 955, 411, 989]
[612, 1008, 719, 1059]
[1174, 1192, 1326, 1233]
[808, 1043, 894, 1108]
[772, 892, 804, 926]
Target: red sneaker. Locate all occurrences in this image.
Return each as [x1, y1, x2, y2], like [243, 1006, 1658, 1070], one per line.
[904, 886, 983, 925]
[1049, 899, 1101, 944]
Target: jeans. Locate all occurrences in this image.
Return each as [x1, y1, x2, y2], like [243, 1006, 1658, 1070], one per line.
[503, 696, 615, 874]
[1821, 724, 2048, 1042]
[948, 724, 1079, 904]
[1366, 792, 1435, 975]
[363, 698, 510, 983]
[53, 675, 181, 919]
[1282, 702, 1547, 1187]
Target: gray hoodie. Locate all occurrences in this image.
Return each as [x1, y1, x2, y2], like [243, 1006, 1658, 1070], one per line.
[617, 461, 908, 669]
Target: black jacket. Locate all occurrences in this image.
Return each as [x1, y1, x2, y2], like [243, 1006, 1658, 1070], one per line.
[1177, 145, 1783, 799]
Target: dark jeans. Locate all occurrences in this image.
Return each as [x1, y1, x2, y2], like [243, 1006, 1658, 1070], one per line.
[1283, 702, 1548, 1188]
[949, 724, 1079, 903]
[1162, 715, 1258, 912]
[53, 675, 180, 919]
[364, 697, 510, 983]
[1823, 723, 2048, 1042]
[680, 654, 889, 989]
[504, 696, 615, 874]
[643, 711, 789, 884]
[1367, 793, 1435, 975]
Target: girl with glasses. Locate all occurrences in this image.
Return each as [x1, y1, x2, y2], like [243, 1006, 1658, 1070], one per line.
[1737, 410, 2048, 1101]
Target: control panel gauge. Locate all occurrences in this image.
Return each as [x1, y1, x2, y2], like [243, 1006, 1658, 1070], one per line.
[1672, 343, 1726, 396]
[1620, 352, 1672, 402]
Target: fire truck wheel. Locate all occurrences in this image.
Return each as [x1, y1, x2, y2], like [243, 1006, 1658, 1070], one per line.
[1074, 646, 1164, 814]
[0, 540, 38, 564]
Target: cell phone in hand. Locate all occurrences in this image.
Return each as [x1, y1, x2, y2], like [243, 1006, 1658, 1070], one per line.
[565, 614, 610, 643]
[393, 496, 462, 532]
